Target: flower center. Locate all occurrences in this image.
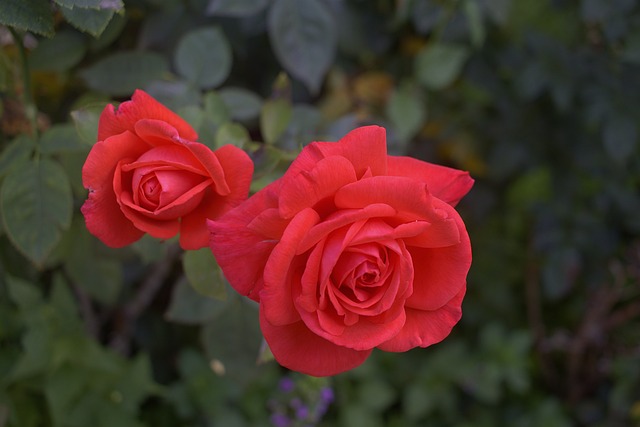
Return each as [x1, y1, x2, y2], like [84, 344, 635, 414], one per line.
[142, 176, 161, 203]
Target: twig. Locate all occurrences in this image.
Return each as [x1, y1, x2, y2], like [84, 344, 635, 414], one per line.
[67, 274, 101, 340]
[109, 243, 182, 355]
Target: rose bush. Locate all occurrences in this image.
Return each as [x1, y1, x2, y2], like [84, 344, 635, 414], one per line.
[209, 126, 473, 376]
[82, 90, 253, 250]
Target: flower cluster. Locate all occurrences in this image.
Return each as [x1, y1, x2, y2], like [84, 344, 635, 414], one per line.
[82, 91, 473, 377]
[268, 375, 335, 427]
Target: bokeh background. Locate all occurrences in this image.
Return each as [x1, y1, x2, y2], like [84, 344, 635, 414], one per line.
[1, 0, 639, 426]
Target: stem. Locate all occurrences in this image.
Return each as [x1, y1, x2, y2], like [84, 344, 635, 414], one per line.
[9, 28, 38, 138]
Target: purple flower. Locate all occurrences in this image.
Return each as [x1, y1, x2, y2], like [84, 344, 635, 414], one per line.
[278, 377, 295, 393]
[270, 413, 291, 427]
[320, 387, 334, 404]
[295, 404, 309, 420]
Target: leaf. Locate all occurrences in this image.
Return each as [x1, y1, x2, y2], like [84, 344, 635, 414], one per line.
[0, 135, 35, 179]
[215, 122, 250, 149]
[183, 248, 227, 300]
[200, 297, 263, 383]
[165, 278, 228, 325]
[386, 82, 427, 143]
[1, 158, 72, 266]
[81, 51, 168, 96]
[60, 5, 116, 37]
[53, 0, 123, 9]
[29, 30, 87, 72]
[260, 99, 292, 144]
[464, 0, 486, 47]
[218, 87, 263, 121]
[415, 42, 470, 90]
[206, 0, 269, 17]
[6, 275, 42, 309]
[70, 104, 104, 144]
[603, 116, 637, 163]
[0, 0, 54, 37]
[268, 0, 337, 93]
[63, 219, 123, 305]
[40, 124, 90, 154]
[174, 27, 232, 89]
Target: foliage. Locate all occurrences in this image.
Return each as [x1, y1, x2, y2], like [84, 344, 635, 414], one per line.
[0, 0, 639, 426]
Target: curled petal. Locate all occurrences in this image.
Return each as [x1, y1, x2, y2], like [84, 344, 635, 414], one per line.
[377, 286, 466, 352]
[260, 309, 372, 377]
[285, 125, 388, 181]
[81, 132, 148, 247]
[98, 90, 198, 142]
[387, 156, 474, 207]
[209, 181, 282, 300]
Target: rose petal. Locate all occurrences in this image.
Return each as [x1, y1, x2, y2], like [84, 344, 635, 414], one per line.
[298, 203, 397, 254]
[81, 132, 149, 247]
[260, 309, 372, 377]
[117, 190, 180, 239]
[405, 212, 471, 311]
[387, 156, 474, 207]
[279, 155, 358, 219]
[285, 125, 388, 181]
[261, 208, 320, 326]
[98, 90, 198, 142]
[208, 181, 283, 300]
[376, 286, 466, 352]
[181, 144, 253, 250]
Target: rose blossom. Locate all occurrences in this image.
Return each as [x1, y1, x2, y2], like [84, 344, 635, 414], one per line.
[82, 90, 253, 250]
[209, 126, 473, 376]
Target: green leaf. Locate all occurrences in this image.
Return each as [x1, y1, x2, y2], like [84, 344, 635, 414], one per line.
[40, 124, 90, 154]
[6, 275, 42, 309]
[1, 158, 72, 266]
[415, 42, 470, 90]
[183, 248, 227, 300]
[0, 0, 54, 37]
[81, 51, 168, 96]
[175, 27, 232, 89]
[267, 0, 336, 93]
[215, 122, 250, 149]
[0, 135, 35, 179]
[260, 99, 292, 144]
[200, 297, 262, 383]
[464, 0, 486, 47]
[218, 87, 263, 121]
[29, 30, 87, 72]
[206, 0, 269, 16]
[63, 219, 123, 305]
[71, 104, 104, 144]
[386, 82, 426, 142]
[603, 116, 637, 163]
[60, 5, 116, 37]
[53, 0, 123, 9]
[165, 278, 228, 325]
[203, 90, 231, 125]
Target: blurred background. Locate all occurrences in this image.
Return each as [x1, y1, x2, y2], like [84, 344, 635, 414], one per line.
[0, 0, 639, 426]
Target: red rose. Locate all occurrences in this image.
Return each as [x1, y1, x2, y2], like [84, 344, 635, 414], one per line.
[82, 90, 253, 250]
[209, 126, 473, 376]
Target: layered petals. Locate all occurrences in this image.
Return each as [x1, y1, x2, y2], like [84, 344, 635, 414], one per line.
[83, 90, 251, 250]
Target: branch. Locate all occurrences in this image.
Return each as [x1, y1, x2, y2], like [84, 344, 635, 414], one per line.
[109, 243, 183, 355]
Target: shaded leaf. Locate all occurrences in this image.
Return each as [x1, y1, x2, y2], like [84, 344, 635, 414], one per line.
[81, 51, 168, 96]
[0, 135, 35, 179]
[175, 27, 232, 89]
[60, 5, 116, 37]
[415, 43, 470, 90]
[268, 0, 336, 93]
[386, 82, 426, 142]
[218, 87, 263, 121]
[206, 0, 269, 17]
[260, 98, 292, 144]
[603, 116, 637, 163]
[40, 124, 90, 154]
[166, 278, 228, 325]
[71, 103, 104, 144]
[53, 0, 123, 9]
[1, 158, 72, 266]
[183, 248, 227, 300]
[0, 0, 54, 37]
[29, 30, 87, 72]
[215, 122, 250, 149]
